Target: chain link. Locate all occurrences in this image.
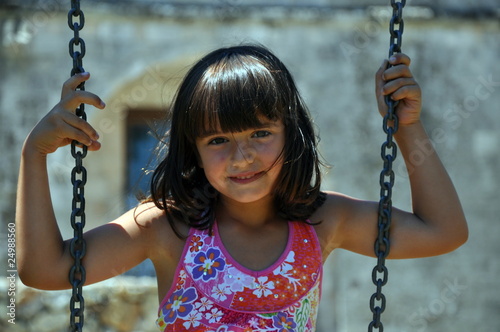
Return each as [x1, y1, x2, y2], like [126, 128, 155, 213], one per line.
[368, 1, 405, 331]
[68, 1, 87, 331]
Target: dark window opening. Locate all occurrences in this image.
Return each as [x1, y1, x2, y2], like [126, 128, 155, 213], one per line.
[125, 109, 165, 209]
[124, 109, 165, 277]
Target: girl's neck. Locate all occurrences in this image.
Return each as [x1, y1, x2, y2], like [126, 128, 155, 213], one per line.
[216, 194, 283, 229]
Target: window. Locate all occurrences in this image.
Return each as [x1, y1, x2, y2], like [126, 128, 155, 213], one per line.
[124, 109, 165, 277]
[125, 109, 165, 209]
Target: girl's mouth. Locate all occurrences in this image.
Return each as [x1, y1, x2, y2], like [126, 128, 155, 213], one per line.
[229, 171, 265, 184]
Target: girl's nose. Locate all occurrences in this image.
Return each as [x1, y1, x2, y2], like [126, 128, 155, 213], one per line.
[231, 141, 256, 166]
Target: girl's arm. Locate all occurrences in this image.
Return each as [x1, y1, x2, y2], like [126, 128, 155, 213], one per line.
[320, 54, 468, 259]
[16, 73, 155, 289]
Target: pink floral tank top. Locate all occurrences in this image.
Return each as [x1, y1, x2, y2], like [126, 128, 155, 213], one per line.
[156, 220, 323, 331]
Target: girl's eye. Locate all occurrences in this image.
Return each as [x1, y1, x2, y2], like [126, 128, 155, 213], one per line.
[253, 130, 271, 138]
[208, 137, 228, 145]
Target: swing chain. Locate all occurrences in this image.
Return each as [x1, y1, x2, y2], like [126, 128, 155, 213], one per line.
[368, 1, 405, 332]
[68, 0, 87, 331]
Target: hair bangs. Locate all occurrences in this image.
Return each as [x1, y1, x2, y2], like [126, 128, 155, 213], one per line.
[187, 53, 287, 141]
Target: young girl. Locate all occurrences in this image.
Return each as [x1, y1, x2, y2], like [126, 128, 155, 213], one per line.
[16, 45, 468, 331]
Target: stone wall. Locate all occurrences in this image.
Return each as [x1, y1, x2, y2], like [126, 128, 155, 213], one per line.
[1, 1, 499, 331]
[1, 277, 159, 332]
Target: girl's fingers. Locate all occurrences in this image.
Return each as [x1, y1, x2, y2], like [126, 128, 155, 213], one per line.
[389, 53, 411, 66]
[376, 53, 412, 83]
[389, 83, 421, 102]
[377, 53, 417, 100]
[60, 72, 106, 111]
[382, 64, 413, 81]
[28, 74, 105, 155]
[51, 115, 99, 151]
[61, 111, 100, 142]
[60, 90, 106, 112]
[43, 110, 93, 147]
[63, 124, 94, 147]
[381, 77, 418, 96]
[58, 81, 105, 147]
[375, 53, 422, 125]
[61, 72, 91, 99]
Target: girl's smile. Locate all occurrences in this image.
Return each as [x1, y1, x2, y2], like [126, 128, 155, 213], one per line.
[229, 171, 265, 184]
[195, 117, 285, 204]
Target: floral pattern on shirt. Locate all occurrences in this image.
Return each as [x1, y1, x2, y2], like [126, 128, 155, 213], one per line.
[192, 248, 226, 281]
[157, 221, 323, 331]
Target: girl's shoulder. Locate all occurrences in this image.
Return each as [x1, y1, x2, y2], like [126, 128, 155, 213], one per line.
[113, 202, 189, 294]
[113, 202, 189, 257]
[131, 201, 169, 229]
[311, 191, 356, 222]
[309, 191, 363, 256]
[132, 201, 190, 238]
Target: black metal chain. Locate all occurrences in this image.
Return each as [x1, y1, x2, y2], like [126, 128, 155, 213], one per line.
[68, 1, 87, 331]
[368, 1, 405, 331]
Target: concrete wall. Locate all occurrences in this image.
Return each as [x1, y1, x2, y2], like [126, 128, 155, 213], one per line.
[1, 2, 499, 331]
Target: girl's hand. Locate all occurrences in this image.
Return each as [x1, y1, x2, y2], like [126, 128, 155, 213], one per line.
[25, 72, 105, 156]
[375, 53, 422, 126]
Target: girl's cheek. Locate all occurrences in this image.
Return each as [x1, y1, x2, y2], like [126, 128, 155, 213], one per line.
[215, 150, 229, 163]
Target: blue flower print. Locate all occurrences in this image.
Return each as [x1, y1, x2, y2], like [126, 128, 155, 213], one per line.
[192, 248, 226, 281]
[273, 312, 297, 332]
[162, 287, 197, 324]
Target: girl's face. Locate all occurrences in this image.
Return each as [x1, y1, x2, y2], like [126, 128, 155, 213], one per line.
[195, 116, 285, 205]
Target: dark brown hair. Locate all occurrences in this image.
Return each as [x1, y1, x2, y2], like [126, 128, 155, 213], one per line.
[150, 44, 325, 237]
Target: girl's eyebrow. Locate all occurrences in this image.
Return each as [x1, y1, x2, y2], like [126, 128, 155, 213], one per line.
[198, 121, 280, 139]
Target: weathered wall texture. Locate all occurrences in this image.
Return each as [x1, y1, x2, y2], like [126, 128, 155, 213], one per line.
[1, 1, 499, 331]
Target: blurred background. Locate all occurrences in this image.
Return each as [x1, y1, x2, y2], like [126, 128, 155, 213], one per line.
[1, 0, 499, 331]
